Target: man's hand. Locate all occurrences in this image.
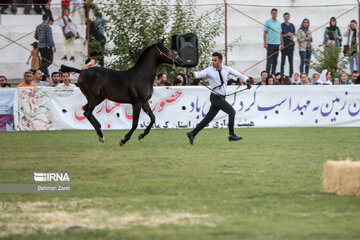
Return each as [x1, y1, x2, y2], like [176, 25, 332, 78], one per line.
[264, 43, 268, 49]
[246, 80, 252, 89]
[187, 72, 195, 78]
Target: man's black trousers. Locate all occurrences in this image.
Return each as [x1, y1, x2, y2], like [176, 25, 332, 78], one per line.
[192, 93, 235, 136]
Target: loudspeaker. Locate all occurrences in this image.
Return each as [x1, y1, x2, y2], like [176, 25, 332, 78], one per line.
[171, 33, 198, 67]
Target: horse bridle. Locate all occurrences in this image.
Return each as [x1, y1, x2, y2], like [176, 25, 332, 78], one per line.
[156, 46, 182, 64]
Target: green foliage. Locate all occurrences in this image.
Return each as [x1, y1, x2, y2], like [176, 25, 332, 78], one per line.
[311, 45, 349, 78]
[96, 0, 223, 82]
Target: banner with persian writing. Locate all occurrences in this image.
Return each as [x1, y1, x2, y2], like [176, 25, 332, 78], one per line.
[17, 85, 360, 131]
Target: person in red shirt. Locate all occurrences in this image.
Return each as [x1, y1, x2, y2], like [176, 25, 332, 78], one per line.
[61, 0, 71, 12]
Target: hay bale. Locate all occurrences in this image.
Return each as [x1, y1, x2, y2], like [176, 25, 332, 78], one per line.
[323, 160, 360, 196]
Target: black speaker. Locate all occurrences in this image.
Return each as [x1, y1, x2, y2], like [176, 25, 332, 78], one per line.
[171, 33, 198, 67]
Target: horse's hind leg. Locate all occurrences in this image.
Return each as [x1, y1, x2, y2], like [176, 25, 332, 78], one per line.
[84, 101, 105, 143]
[138, 101, 155, 141]
[120, 104, 141, 146]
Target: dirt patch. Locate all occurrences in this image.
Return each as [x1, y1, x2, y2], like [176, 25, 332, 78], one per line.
[0, 198, 218, 237]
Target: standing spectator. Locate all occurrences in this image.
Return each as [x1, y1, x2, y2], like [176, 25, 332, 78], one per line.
[300, 73, 310, 85]
[72, 0, 84, 25]
[319, 70, 333, 85]
[257, 70, 268, 85]
[61, 0, 71, 12]
[346, 20, 359, 73]
[297, 19, 312, 75]
[0, 0, 17, 14]
[351, 70, 358, 84]
[280, 12, 296, 77]
[32, 69, 49, 86]
[340, 72, 352, 85]
[51, 72, 61, 87]
[264, 8, 282, 74]
[59, 10, 77, 61]
[323, 17, 342, 47]
[35, 14, 56, 78]
[17, 71, 38, 87]
[26, 41, 41, 71]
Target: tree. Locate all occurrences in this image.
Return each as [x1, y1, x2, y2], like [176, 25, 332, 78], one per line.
[311, 45, 349, 78]
[98, 0, 224, 82]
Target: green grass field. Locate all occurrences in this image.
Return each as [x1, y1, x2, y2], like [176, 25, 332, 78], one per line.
[1, 128, 360, 240]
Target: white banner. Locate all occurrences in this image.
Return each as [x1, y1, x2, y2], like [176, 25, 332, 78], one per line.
[17, 85, 360, 131]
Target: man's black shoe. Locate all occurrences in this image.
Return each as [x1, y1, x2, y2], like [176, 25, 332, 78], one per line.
[0, 9, 8, 14]
[186, 132, 195, 145]
[228, 134, 243, 141]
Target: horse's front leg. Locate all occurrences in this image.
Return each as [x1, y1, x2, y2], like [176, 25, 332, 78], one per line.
[139, 101, 155, 141]
[120, 104, 141, 146]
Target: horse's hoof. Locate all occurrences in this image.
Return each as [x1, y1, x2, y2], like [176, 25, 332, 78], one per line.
[138, 134, 143, 141]
[99, 137, 105, 143]
[119, 140, 126, 146]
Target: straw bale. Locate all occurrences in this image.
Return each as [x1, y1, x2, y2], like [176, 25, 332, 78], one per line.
[323, 160, 360, 196]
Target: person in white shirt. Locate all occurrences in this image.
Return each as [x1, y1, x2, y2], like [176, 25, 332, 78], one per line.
[57, 72, 76, 89]
[186, 52, 250, 144]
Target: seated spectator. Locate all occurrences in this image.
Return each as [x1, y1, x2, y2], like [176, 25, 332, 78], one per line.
[311, 72, 320, 82]
[157, 72, 170, 86]
[351, 70, 358, 84]
[265, 76, 274, 85]
[291, 72, 300, 84]
[257, 70, 268, 85]
[319, 69, 333, 85]
[333, 77, 340, 85]
[176, 73, 187, 85]
[32, 69, 50, 86]
[248, 77, 255, 85]
[17, 71, 38, 87]
[56, 72, 76, 89]
[281, 76, 292, 85]
[300, 73, 310, 85]
[0, 76, 7, 85]
[81, 58, 96, 70]
[340, 72, 352, 84]
[227, 79, 238, 85]
[51, 72, 61, 87]
[173, 78, 183, 86]
[274, 72, 282, 84]
[1, 83, 11, 88]
[191, 79, 202, 86]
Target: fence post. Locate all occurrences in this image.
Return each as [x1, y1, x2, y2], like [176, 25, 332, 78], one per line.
[224, 0, 228, 65]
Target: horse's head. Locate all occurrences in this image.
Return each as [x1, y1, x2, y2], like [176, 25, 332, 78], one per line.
[155, 39, 182, 66]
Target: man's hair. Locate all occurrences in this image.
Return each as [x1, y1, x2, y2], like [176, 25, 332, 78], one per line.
[32, 69, 41, 75]
[51, 72, 60, 78]
[61, 72, 69, 77]
[42, 14, 50, 21]
[283, 12, 290, 17]
[24, 71, 33, 77]
[212, 52, 223, 60]
[300, 73, 308, 78]
[0, 76, 7, 80]
[352, 70, 358, 75]
[261, 70, 268, 76]
[157, 72, 165, 79]
[351, 20, 357, 24]
[271, 8, 278, 13]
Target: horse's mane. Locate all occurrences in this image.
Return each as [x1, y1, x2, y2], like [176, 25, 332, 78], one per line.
[134, 43, 158, 66]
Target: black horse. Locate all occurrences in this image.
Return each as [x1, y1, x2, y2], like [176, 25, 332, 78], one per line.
[60, 40, 182, 146]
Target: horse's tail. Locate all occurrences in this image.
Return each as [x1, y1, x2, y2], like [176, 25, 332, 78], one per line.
[59, 65, 81, 74]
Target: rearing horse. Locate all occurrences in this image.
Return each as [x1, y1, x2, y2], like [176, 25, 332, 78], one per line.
[64, 40, 182, 146]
